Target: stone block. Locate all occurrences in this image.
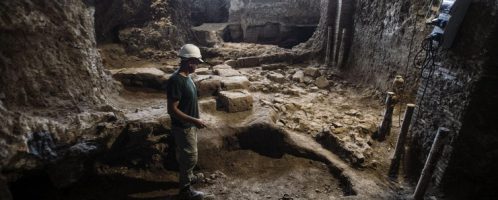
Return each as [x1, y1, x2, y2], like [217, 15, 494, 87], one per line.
[112, 67, 170, 90]
[267, 72, 286, 83]
[303, 76, 313, 84]
[261, 63, 287, 70]
[195, 76, 221, 97]
[225, 60, 237, 67]
[221, 76, 250, 90]
[236, 56, 260, 68]
[315, 76, 330, 89]
[199, 97, 217, 113]
[292, 70, 304, 82]
[191, 23, 227, 47]
[218, 90, 253, 113]
[195, 67, 211, 75]
[214, 68, 241, 77]
[304, 67, 321, 78]
[212, 64, 232, 70]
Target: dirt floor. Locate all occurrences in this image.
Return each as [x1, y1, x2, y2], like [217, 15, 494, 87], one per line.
[9, 43, 416, 200]
[195, 150, 345, 200]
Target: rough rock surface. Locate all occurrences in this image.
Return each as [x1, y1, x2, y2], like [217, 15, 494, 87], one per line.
[345, 0, 427, 91]
[0, 0, 115, 110]
[191, 0, 230, 26]
[0, 1, 121, 194]
[111, 67, 170, 90]
[95, 0, 193, 59]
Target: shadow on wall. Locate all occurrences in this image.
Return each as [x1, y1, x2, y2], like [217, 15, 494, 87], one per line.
[441, 66, 498, 200]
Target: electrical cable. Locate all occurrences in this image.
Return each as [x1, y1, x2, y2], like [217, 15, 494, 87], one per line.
[412, 35, 442, 125]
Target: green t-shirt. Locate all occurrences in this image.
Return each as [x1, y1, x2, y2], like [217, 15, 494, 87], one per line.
[166, 72, 199, 128]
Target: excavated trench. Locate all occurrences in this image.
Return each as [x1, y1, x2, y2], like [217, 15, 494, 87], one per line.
[8, 123, 356, 199]
[197, 125, 357, 199]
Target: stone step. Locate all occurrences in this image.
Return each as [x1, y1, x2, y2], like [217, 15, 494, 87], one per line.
[218, 90, 253, 113]
[221, 76, 250, 90]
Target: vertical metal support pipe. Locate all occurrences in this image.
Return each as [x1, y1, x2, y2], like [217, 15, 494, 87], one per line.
[388, 104, 416, 178]
[332, 0, 342, 67]
[412, 127, 450, 200]
[376, 92, 395, 141]
[337, 28, 347, 67]
[325, 26, 332, 65]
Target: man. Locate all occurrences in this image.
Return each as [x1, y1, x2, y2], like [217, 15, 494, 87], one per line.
[167, 44, 208, 200]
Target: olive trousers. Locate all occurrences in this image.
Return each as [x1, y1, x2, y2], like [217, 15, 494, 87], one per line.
[172, 126, 198, 189]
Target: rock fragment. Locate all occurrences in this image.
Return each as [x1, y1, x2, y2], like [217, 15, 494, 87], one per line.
[315, 76, 330, 89]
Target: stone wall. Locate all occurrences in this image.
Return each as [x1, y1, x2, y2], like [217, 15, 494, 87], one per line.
[409, 1, 498, 198]
[228, 0, 320, 47]
[344, 0, 428, 91]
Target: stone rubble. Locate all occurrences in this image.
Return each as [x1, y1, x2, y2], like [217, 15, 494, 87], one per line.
[106, 58, 379, 167]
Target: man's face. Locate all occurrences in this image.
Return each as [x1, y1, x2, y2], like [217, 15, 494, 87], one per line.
[187, 59, 200, 73]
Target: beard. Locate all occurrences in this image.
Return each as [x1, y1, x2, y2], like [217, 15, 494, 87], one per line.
[188, 64, 196, 73]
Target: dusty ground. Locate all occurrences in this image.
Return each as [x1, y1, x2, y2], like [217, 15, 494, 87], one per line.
[10, 43, 414, 200]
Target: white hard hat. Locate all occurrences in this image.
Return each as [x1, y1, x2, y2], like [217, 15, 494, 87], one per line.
[178, 44, 204, 62]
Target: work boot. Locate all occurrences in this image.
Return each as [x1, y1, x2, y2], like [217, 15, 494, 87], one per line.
[178, 186, 205, 200]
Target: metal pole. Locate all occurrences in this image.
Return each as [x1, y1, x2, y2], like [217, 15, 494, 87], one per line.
[332, 0, 342, 67]
[412, 127, 450, 200]
[388, 104, 416, 178]
[325, 26, 332, 65]
[376, 92, 395, 141]
[337, 28, 347, 68]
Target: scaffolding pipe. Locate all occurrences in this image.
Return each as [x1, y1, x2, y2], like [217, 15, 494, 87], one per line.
[337, 28, 347, 67]
[388, 104, 416, 178]
[412, 127, 450, 200]
[376, 92, 395, 141]
[332, 0, 342, 67]
[325, 26, 332, 65]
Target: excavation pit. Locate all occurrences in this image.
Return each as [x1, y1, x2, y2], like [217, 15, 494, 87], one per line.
[196, 124, 357, 199]
[8, 124, 357, 199]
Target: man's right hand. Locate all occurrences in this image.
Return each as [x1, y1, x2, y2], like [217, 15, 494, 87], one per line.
[194, 119, 208, 129]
